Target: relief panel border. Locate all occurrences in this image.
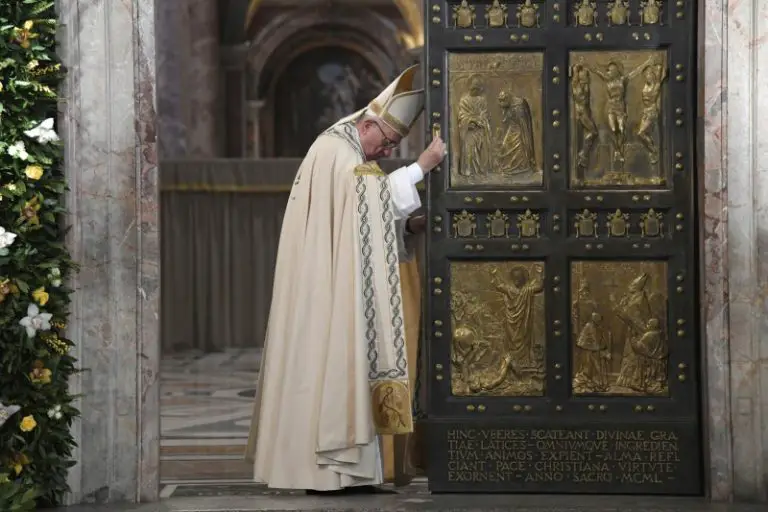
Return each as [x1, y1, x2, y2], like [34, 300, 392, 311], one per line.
[564, 255, 699, 418]
[428, 256, 558, 417]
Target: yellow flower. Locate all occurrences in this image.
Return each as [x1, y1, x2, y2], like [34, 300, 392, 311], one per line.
[21, 197, 40, 226]
[11, 454, 29, 475]
[26, 59, 39, 70]
[19, 415, 36, 432]
[30, 360, 52, 385]
[32, 286, 49, 305]
[0, 279, 10, 303]
[13, 22, 35, 49]
[25, 165, 43, 180]
[0, 81, 3, 92]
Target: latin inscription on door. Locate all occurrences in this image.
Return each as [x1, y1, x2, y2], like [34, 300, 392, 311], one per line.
[429, 422, 701, 494]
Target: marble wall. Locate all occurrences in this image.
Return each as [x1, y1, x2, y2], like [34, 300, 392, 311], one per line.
[59, 0, 159, 504]
[57, 0, 768, 505]
[701, 0, 768, 501]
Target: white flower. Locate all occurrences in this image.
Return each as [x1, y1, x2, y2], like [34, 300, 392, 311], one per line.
[0, 226, 17, 248]
[0, 402, 21, 427]
[7, 141, 28, 160]
[19, 303, 53, 338]
[47, 405, 62, 420]
[24, 118, 59, 144]
[48, 267, 61, 287]
[0, 226, 17, 256]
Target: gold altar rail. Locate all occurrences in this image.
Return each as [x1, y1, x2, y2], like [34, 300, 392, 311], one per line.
[160, 158, 420, 193]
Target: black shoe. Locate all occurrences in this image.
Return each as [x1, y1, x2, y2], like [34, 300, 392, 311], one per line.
[305, 489, 346, 496]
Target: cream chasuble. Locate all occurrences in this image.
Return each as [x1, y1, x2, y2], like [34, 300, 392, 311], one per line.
[244, 122, 424, 491]
[382, 237, 425, 484]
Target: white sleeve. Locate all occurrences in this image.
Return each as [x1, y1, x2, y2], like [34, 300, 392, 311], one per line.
[387, 163, 424, 221]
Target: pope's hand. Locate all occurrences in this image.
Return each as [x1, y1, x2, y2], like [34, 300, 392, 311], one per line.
[417, 136, 447, 174]
[407, 214, 426, 234]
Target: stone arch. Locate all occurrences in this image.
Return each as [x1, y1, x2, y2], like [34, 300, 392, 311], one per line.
[248, 4, 416, 157]
[264, 41, 385, 157]
[247, 5, 412, 99]
[245, 0, 423, 49]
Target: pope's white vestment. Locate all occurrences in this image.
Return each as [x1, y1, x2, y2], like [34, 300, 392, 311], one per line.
[245, 65, 426, 491]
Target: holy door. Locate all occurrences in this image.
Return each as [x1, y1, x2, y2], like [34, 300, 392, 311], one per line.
[423, 0, 701, 494]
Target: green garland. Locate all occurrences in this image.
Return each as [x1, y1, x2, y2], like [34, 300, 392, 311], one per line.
[0, 1, 78, 509]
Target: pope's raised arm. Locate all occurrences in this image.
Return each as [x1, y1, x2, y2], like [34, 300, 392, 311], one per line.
[388, 163, 423, 220]
[387, 136, 447, 220]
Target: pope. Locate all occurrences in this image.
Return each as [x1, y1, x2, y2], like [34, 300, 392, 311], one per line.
[245, 64, 444, 493]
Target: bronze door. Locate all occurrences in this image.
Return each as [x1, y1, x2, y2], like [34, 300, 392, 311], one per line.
[423, 0, 701, 494]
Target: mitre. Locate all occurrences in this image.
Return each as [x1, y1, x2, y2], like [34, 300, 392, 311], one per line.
[332, 64, 425, 138]
[366, 64, 425, 138]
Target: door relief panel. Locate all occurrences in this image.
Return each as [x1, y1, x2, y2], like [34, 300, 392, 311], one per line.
[449, 52, 544, 187]
[569, 50, 668, 188]
[571, 260, 668, 396]
[451, 261, 546, 396]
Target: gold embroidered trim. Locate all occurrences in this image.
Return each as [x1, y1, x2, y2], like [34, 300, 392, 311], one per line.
[354, 162, 387, 177]
[370, 380, 414, 435]
[368, 100, 410, 138]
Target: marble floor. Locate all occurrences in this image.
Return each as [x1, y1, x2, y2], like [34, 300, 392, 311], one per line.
[161, 348, 261, 483]
[56, 488, 766, 512]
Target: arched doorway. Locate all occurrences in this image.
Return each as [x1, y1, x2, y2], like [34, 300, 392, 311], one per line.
[271, 45, 385, 157]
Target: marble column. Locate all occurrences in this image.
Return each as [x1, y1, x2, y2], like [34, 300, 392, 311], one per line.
[58, 0, 159, 504]
[246, 100, 266, 158]
[186, 0, 220, 156]
[155, 0, 189, 159]
[222, 45, 249, 157]
[701, 0, 768, 502]
[156, 0, 219, 159]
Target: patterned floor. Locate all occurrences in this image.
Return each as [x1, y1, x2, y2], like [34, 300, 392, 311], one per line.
[56, 487, 766, 512]
[161, 348, 261, 483]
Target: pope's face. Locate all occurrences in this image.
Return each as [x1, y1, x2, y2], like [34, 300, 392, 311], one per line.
[359, 119, 401, 160]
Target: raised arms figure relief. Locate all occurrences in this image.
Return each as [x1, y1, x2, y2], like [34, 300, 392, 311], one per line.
[587, 61, 633, 165]
[636, 57, 667, 165]
[450, 262, 546, 397]
[570, 64, 599, 179]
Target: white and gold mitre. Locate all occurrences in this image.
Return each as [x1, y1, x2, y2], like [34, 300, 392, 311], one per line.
[366, 65, 425, 138]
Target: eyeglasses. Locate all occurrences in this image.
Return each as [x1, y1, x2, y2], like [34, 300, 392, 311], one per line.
[372, 122, 399, 149]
